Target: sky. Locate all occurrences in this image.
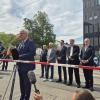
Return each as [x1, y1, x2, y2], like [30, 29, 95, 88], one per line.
[0, 0, 83, 44]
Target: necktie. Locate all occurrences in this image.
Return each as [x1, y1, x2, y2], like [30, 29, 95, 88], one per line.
[18, 41, 24, 49]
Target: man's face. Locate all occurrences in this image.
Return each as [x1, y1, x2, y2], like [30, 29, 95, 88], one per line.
[60, 41, 64, 46]
[70, 39, 74, 46]
[49, 44, 52, 48]
[43, 45, 46, 49]
[84, 39, 90, 46]
[19, 31, 27, 40]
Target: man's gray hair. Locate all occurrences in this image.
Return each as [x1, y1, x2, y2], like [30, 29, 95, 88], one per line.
[20, 29, 29, 34]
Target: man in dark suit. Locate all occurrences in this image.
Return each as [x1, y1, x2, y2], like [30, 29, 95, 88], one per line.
[17, 29, 36, 100]
[67, 39, 80, 88]
[40, 45, 47, 78]
[56, 40, 67, 84]
[80, 38, 95, 91]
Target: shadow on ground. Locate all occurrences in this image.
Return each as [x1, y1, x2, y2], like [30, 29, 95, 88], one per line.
[0, 71, 11, 76]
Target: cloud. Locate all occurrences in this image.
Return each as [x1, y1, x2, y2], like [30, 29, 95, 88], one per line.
[0, 0, 83, 43]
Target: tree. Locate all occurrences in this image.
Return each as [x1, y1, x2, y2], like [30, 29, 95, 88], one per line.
[24, 11, 56, 47]
[0, 32, 16, 47]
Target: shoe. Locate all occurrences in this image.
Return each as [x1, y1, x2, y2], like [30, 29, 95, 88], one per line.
[56, 79, 62, 83]
[43, 78, 48, 82]
[67, 83, 72, 86]
[77, 84, 81, 88]
[49, 79, 53, 82]
[89, 87, 94, 91]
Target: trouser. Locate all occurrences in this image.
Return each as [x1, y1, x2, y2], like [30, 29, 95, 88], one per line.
[68, 67, 80, 85]
[18, 70, 31, 100]
[46, 65, 54, 79]
[41, 64, 46, 77]
[2, 61, 8, 70]
[83, 69, 93, 88]
[58, 66, 67, 82]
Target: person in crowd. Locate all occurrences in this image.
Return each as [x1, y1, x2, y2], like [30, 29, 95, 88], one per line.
[40, 45, 48, 78]
[80, 38, 95, 91]
[2, 48, 9, 71]
[44, 42, 56, 82]
[0, 41, 5, 58]
[72, 90, 95, 100]
[67, 39, 81, 88]
[93, 56, 99, 66]
[17, 29, 36, 100]
[56, 40, 67, 84]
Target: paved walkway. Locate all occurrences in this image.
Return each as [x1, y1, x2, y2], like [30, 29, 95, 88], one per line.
[0, 62, 100, 100]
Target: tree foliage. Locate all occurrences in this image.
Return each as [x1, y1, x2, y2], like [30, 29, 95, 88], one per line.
[24, 11, 56, 47]
[0, 32, 16, 47]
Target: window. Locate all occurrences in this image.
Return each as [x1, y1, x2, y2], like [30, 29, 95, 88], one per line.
[99, 24, 100, 32]
[99, 0, 100, 4]
[90, 38, 93, 45]
[97, 0, 100, 5]
[94, 24, 98, 32]
[89, 25, 93, 33]
[99, 37, 100, 46]
[84, 25, 89, 33]
[94, 37, 99, 46]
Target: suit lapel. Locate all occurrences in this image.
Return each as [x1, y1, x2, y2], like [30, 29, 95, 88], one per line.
[67, 47, 71, 56]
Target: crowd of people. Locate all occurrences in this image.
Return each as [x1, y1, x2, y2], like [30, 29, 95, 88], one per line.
[39, 38, 96, 91]
[0, 29, 97, 100]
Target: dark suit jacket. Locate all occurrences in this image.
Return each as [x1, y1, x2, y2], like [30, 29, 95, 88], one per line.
[67, 45, 80, 65]
[80, 45, 95, 66]
[40, 49, 47, 62]
[17, 39, 36, 72]
[57, 46, 67, 64]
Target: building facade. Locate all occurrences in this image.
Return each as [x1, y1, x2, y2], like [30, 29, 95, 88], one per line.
[83, 0, 100, 56]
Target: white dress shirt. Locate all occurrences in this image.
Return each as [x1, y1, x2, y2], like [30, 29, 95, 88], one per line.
[47, 48, 52, 60]
[70, 46, 73, 56]
[85, 46, 88, 51]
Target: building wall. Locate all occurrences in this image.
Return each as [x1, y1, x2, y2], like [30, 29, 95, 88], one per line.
[83, 0, 100, 56]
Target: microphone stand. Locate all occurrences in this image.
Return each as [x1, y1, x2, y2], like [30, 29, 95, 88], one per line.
[9, 64, 17, 100]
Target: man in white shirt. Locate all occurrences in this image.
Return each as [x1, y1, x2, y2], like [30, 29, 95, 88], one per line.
[44, 42, 56, 82]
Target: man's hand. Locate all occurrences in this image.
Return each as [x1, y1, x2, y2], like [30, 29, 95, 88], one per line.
[47, 58, 51, 63]
[57, 57, 61, 60]
[33, 93, 43, 100]
[69, 56, 74, 60]
[81, 60, 89, 64]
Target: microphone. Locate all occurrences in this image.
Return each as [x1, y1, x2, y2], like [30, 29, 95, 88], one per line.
[27, 71, 40, 93]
